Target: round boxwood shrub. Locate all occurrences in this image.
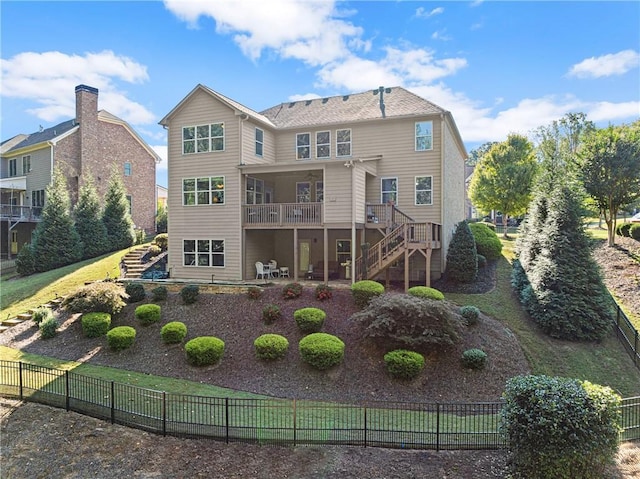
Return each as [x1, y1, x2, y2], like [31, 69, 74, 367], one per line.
[181, 285, 200, 305]
[262, 304, 281, 324]
[135, 304, 161, 326]
[299, 333, 345, 370]
[468, 222, 503, 260]
[31, 306, 54, 327]
[254, 334, 289, 360]
[460, 305, 481, 326]
[462, 348, 487, 370]
[616, 222, 632, 237]
[107, 326, 136, 351]
[384, 349, 425, 379]
[81, 312, 112, 338]
[151, 286, 168, 302]
[125, 282, 146, 303]
[351, 280, 384, 309]
[160, 321, 187, 344]
[39, 317, 59, 339]
[630, 223, 640, 241]
[294, 307, 326, 333]
[407, 286, 444, 301]
[185, 336, 225, 366]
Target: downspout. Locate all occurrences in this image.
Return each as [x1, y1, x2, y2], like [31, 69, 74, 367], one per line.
[439, 113, 445, 276]
[238, 113, 247, 280]
[350, 161, 356, 283]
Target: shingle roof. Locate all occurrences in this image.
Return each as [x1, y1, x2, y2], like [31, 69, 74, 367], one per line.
[4, 119, 77, 153]
[260, 87, 446, 129]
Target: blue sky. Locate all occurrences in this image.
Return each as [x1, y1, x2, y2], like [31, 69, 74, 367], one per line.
[2, 1, 639, 188]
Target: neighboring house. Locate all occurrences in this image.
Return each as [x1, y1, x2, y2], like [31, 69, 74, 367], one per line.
[157, 184, 168, 210]
[0, 85, 159, 258]
[160, 85, 467, 289]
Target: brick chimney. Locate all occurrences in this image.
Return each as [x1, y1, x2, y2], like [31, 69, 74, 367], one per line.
[75, 84, 99, 179]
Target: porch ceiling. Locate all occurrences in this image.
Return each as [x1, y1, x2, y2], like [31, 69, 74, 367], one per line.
[0, 176, 26, 191]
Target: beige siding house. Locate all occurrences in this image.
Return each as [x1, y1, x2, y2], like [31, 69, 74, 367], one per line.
[160, 85, 467, 290]
[0, 85, 160, 258]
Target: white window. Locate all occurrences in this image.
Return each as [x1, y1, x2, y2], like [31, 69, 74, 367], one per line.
[9, 158, 17, 177]
[316, 131, 330, 158]
[315, 181, 324, 202]
[246, 176, 264, 204]
[32, 190, 45, 207]
[415, 176, 433, 205]
[381, 177, 397, 204]
[336, 129, 351, 157]
[183, 239, 225, 267]
[124, 162, 132, 176]
[182, 123, 224, 154]
[296, 133, 310, 160]
[182, 176, 225, 205]
[255, 128, 264, 156]
[337, 239, 351, 264]
[22, 155, 31, 174]
[415, 121, 433, 151]
[296, 182, 311, 202]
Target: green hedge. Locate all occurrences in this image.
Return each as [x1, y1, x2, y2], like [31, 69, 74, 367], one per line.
[135, 304, 161, 326]
[107, 326, 136, 351]
[294, 307, 326, 333]
[460, 305, 480, 326]
[39, 317, 59, 339]
[407, 286, 444, 301]
[468, 222, 503, 259]
[181, 285, 200, 304]
[254, 334, 289, 360]
[299, 333, 345, 370]
[185, 336, 225, 366]
[81, 312, 112, 338]
[461, 348, 487, 369]
[351, 280, 384, 309]
[384, 349, 425, 379]
[160, 321, 187, 344]
[125, 282, 146, 303]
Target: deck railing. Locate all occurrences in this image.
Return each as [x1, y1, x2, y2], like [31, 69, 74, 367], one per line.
[243, 203, 322, 226]
[0, 204, 43, 222]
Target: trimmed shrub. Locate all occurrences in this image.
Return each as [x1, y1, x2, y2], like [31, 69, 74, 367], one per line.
[154, 233, 168, 250]
[262, 304, 281, 324]
[63, 281, 127, 315]
[445, 220, 478, 283]
[181, 285, 200, 305]
[15, 243, 36, 276]
[477, 254, 487, 268]
[294, 307, 326, 333]
[501, 375, 622, 479]
[407, 286, 444, 301]
[31, 306, 54, 326]
[125, 282, 146, 303]
[81, 312, 112, 338]
[107, 326, 136, 351]
[247, 286, 263, 300]
[616, 222, 632, 237]
[135, 304, 161, 326]
[630, 223, 640, 241]
[160, 321, 187, 344]
[39, 317, 59, 339]
[315, 283, 333, 301]
[282, 282, 303, 299]
[151, 286, 168, 302]
[351, 280, 384, 309]
[478, 221, 496, 231]
[469, 222, 503, 259]
[462, 348, 487, 369]
[299, 333, 345, 370]
[185, 336, 225, 366]
[254, 334, 289, 360]
[147, 245, 162, 257]
[460, 305, 481, 326]
[384, 349, 425, 379]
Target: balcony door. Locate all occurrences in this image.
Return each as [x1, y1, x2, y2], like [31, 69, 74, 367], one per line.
[298, 240, 310, 276]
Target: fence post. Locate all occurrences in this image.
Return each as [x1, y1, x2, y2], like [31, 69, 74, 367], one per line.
[18, 361, 23, 401]
[162, 391, 166, 437]
[635, 330, 639, 367]
[364, 406, 367, 448]
[225, 398, 229, 444]
[436, 403, 440, 452]
[65, 371, 70, 411]
[292, 399, 297, 446]
[110, 381, 115, 424]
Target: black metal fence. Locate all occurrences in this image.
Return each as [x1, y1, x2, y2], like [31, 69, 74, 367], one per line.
[609, 292, 640, 370]
[1, 360, 638, 448]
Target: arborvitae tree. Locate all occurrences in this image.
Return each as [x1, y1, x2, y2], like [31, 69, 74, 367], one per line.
[515, 193, 548, 271]
[75, 176, 108, 259]
[15, 243, 36, 276]
[31, 168, 82, 272]
[523, 187, 612, 341]
[445, 220, 478, 283]
[102, 168, 135, 251]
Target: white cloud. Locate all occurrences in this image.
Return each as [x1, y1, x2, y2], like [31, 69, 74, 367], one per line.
[416, 7, 444, 18]
[431, 29, 452, 41]
[568, 49, 640, 78]
[1, 50, 155, 125]
[289, 93, 322, 102]
[152, 145, 168, 172]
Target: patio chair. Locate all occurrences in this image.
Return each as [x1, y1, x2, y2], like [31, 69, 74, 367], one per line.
[255, 261, 271, 280]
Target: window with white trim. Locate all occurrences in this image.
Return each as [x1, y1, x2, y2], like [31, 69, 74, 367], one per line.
[255, 128, 263, 156]
[32, 190, 45, 207]
[336, 129, 351, 157]
[182, 123, 224, 154]
[337, 239, 351, 264]
[415, 121, 433, 151]
[183, 239, 225, 267]
[124, 162, 131, 176]
[9, 158, 17, 177]
[415, 176, 433, 205]
[296, 182, 311, 202]
[246, 176, 264, 204]
[22, 155, 31, 174]
[296, 133, 310, 160]
[315, 181, 324, 202]
[381, 177, 397, 204]
[182, 176, 225, 205]
[316, 131, 330, 158]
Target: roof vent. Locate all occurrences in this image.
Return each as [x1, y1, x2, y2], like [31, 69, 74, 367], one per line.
[342, 95, 349, 101]
[305, 100, 312, 106]
[288, 102, 296, 108]
[322, 98, 329, 104]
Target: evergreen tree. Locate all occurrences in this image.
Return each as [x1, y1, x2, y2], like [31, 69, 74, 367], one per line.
[445, 220, 478, 283]
[15, 243, 36, 276]
[75, 176, 108, 259]
[31, 168, 82, 272]
[523, 187, 612, 341]
[102, 168, 135, 251]
[514, 193, 548, 271]
[155, 203, 167, 233]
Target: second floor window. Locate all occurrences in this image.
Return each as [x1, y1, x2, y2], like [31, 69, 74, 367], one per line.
[32, 190, 45, 207]
[183, 176, 225, 206]
[296, 182, 311, 202]
[183, 123, 224, 154]
[124, 162, 132, 176]
[415, 176, 433, 205]
[336, 129, 351, 157]
[316, 131, 330, 158]
[22, 155, 31, 174]
[415, 121, 433, 151]
[296, 133, 310, 160]
[381, 177, 397, 204]
[255, 128, 264, 156]
[9, 158, 17, 176]
[246, 176, 264, 204]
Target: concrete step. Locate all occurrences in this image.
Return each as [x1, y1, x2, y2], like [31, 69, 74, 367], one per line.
[2, 318, 25, 327]
[0, 325, 10, 334]
[17, 313, 32, 321]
